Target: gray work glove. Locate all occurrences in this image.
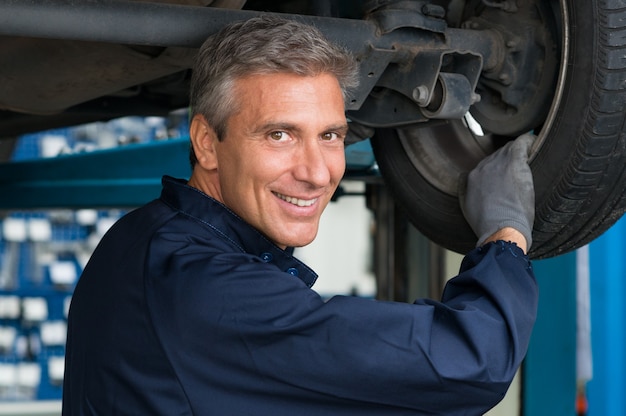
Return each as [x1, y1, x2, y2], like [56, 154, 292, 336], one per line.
[459, 133, 536, 249]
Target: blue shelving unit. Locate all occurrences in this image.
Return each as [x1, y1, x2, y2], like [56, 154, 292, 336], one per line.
[0, 116, 186, 402]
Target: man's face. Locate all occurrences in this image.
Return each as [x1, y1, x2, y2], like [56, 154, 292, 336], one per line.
[198, 72, 348, 248]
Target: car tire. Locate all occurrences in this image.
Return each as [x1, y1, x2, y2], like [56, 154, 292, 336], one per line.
[370, 0, 626, 259]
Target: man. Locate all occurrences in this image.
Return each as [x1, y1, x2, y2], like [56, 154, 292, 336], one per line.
[63, 16, 538, 415]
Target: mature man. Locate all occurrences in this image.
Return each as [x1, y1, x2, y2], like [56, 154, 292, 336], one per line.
[63, 16, 538, 415]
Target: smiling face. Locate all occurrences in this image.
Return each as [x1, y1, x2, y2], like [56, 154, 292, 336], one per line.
[188, 72, 348, 248]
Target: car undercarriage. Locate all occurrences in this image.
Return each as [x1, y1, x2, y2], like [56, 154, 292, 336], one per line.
[1, 0, 625, 258]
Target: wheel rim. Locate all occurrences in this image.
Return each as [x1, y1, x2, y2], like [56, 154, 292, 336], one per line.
[396, 0, 567, 196]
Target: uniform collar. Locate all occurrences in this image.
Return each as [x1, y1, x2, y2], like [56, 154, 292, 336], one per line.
[159, 176, 318, 288]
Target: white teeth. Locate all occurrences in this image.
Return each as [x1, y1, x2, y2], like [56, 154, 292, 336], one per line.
[275, 192, 317, 207]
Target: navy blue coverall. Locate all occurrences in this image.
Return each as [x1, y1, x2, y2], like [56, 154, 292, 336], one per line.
[63, 176, 538, 415]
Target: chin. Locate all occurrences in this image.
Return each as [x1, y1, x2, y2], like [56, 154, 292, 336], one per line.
[278, 232, 317, 249]
[271, 221, 320, 248]
[278, 239, 311, 249]
[290, 240, 314, 249]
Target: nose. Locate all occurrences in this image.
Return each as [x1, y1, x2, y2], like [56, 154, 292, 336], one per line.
[293, 140, 333, 187]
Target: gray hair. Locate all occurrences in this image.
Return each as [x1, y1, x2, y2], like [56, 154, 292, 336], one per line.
[188, 14, 360, 167]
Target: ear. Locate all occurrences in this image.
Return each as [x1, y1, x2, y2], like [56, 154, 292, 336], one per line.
[189, 114, 219, 170]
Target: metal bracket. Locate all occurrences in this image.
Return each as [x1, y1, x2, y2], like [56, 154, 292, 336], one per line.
[346, 0, 493, 126]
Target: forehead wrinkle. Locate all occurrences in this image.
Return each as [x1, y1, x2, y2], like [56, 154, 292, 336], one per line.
[232, 73, 347, 137]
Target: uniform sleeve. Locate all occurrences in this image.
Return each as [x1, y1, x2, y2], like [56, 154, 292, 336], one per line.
[146, 239, 538, 415]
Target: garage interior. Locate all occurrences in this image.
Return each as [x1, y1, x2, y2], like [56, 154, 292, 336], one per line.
[1, 0, 625, 414]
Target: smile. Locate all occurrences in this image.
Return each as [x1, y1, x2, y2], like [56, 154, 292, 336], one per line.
[274, 192, 318, 207]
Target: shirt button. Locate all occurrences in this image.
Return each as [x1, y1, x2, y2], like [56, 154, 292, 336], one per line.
[260, 252, 273, 262]
[286, 267, 299, 277]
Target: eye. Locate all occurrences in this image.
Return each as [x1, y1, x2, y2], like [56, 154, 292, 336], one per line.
[269, 131, 286, 141]
[321, 132, 339, 141]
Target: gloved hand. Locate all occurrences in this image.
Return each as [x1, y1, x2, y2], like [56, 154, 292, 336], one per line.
[459, 133, 536, 249]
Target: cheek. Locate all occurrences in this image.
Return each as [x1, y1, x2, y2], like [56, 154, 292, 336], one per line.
[329, 151, 347, 181]
[230, 156, 278, 201]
